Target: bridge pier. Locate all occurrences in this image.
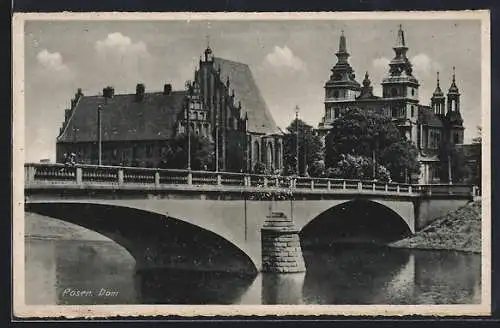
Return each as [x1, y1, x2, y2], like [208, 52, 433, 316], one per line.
[261, 212, 306, 273]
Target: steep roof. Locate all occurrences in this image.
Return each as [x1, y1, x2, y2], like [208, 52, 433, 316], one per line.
[418, 105, 444, 128]
[57, 91, 187, 143]
[214, 57, 281, 135]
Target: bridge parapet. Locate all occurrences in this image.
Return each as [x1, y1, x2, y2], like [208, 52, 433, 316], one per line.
[24, 163, 475, 197]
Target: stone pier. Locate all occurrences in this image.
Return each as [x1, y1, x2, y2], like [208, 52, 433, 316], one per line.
[261, 212, 306, 273]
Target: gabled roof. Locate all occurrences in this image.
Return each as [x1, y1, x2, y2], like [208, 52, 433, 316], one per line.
[57, 91, 187, 143]
[214, 57, 281, 135]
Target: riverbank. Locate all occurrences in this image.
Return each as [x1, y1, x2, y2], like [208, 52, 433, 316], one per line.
[390, 200, 482, 253]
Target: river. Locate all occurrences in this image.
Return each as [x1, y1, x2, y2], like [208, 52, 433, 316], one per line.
[24, 213, 481, 305]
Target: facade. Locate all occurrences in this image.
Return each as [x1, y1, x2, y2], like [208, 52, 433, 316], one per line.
[318, 26, 466, 184]
[56, 46, 283, 173]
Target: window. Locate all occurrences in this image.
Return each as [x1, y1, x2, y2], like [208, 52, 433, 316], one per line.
[429, 129, 441, 149]
[432, 165, 441, 179]
[411, 88, 415, 96]
[333, 90, 339, 98]
[411, 105, 415, 117]
[391, 88, 398, 97]
[334, 108, 340, 118]
[454, 132, 460, 144]
[146, 145, 153, 157]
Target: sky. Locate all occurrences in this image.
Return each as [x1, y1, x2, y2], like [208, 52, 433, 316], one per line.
[22, 18, 482, 162]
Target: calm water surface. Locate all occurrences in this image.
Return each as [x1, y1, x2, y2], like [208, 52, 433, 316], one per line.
[25, 216, 481, 305]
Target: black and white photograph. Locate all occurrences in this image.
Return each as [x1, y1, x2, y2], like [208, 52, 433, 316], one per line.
[13, 11, 490, 317]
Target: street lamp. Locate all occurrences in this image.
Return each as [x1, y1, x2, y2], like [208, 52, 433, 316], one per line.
[214, 97, 219, 172]
[295, 105, 300, 176]
[186, 102, 193, 171]
[372, 132, 379, 181]
[97, 104, 104, 166]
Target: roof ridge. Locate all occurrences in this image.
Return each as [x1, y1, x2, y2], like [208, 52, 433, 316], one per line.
[80, 90, 187, 98]
[57, 95, 82, 141]
[214, 56, 250, 67]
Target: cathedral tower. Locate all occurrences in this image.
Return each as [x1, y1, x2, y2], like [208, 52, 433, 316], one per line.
[431, 72, 445, 116]
[381, 25, 420, 142]
[319, 31, 361, 133]
[445, 67, 464, 145]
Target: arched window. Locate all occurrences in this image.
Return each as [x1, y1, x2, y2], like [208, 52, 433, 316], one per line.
[411, 88, 415, 96]
[391, 88, 398, 97]
[266, 142, 274, 171]
[253, 140, 260, 166]
[275, 141, 282, 171]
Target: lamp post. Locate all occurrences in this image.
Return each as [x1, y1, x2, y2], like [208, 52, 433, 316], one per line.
[448, 154, 452, 184]
[187, 102, 192, 171]
[295, 105, 300, 176]
[372, 133, 379, 181]
[215, 98, 219, 172]
[97, 104, 103, 166]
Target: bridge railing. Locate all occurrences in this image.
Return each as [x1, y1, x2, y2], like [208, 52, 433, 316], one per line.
[24, 163, 476, 197]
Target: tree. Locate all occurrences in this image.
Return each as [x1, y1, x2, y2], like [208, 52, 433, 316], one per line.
[438, 141, 471, 183]
[471, 126, 482, 187]
[163, 134, 214, 170]
[283, 119, 323, 176]
[325, 108, 420, 183]
[324, 154, 391, 182]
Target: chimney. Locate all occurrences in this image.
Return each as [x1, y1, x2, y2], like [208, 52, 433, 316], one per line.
[136, 83, 145, 101]
[163, 84, 172, 95]
[103, 86, 115, 99]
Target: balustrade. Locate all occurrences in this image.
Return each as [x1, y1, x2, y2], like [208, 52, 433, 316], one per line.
[30, 163, 77, 183]
[191, 171, 218, 185]
[158, 169, 188, 185]
[81, 166, 119, 184]
[24, 164, 475, 197]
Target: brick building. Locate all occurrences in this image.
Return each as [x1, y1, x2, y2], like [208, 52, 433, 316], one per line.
[56, 45, 283, 173]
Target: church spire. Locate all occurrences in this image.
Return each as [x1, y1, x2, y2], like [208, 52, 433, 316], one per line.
[338, 30, 347, 54]
[448, 66, 459, 94]
[203, 34, 213, 62]
[432, 71, 444, 97]
[395, 24, 407, 49]
[384, 24, 416, 82]
[431, 71, 445, 115]
[335, 30, 350, 64]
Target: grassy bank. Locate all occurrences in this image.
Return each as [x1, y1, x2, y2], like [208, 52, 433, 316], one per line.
[390, 200, 482, 253]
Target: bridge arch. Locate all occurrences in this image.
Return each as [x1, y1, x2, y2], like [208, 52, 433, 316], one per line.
[299, 199, 413, 247]
[25, 202, 259, 275]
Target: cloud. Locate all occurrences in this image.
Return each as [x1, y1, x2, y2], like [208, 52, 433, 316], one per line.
[411, 53, 442, 79]
[90, 32, 157, 92]
[36, 49, 70, 72]
[95, 32, 149, 58]
[264, 46, 306, 71]
[372, 57, 390, 70]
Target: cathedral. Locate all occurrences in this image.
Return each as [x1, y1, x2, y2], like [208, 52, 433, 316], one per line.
[56, 45, 283, 173]
[317, 26, 465, 184]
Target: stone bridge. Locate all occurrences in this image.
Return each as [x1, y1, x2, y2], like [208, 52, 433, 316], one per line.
[24, 163, 476, 274]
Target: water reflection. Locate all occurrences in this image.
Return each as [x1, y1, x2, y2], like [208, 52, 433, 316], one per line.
[134, 269, 255, 304]
[25, 215, 481, 305]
